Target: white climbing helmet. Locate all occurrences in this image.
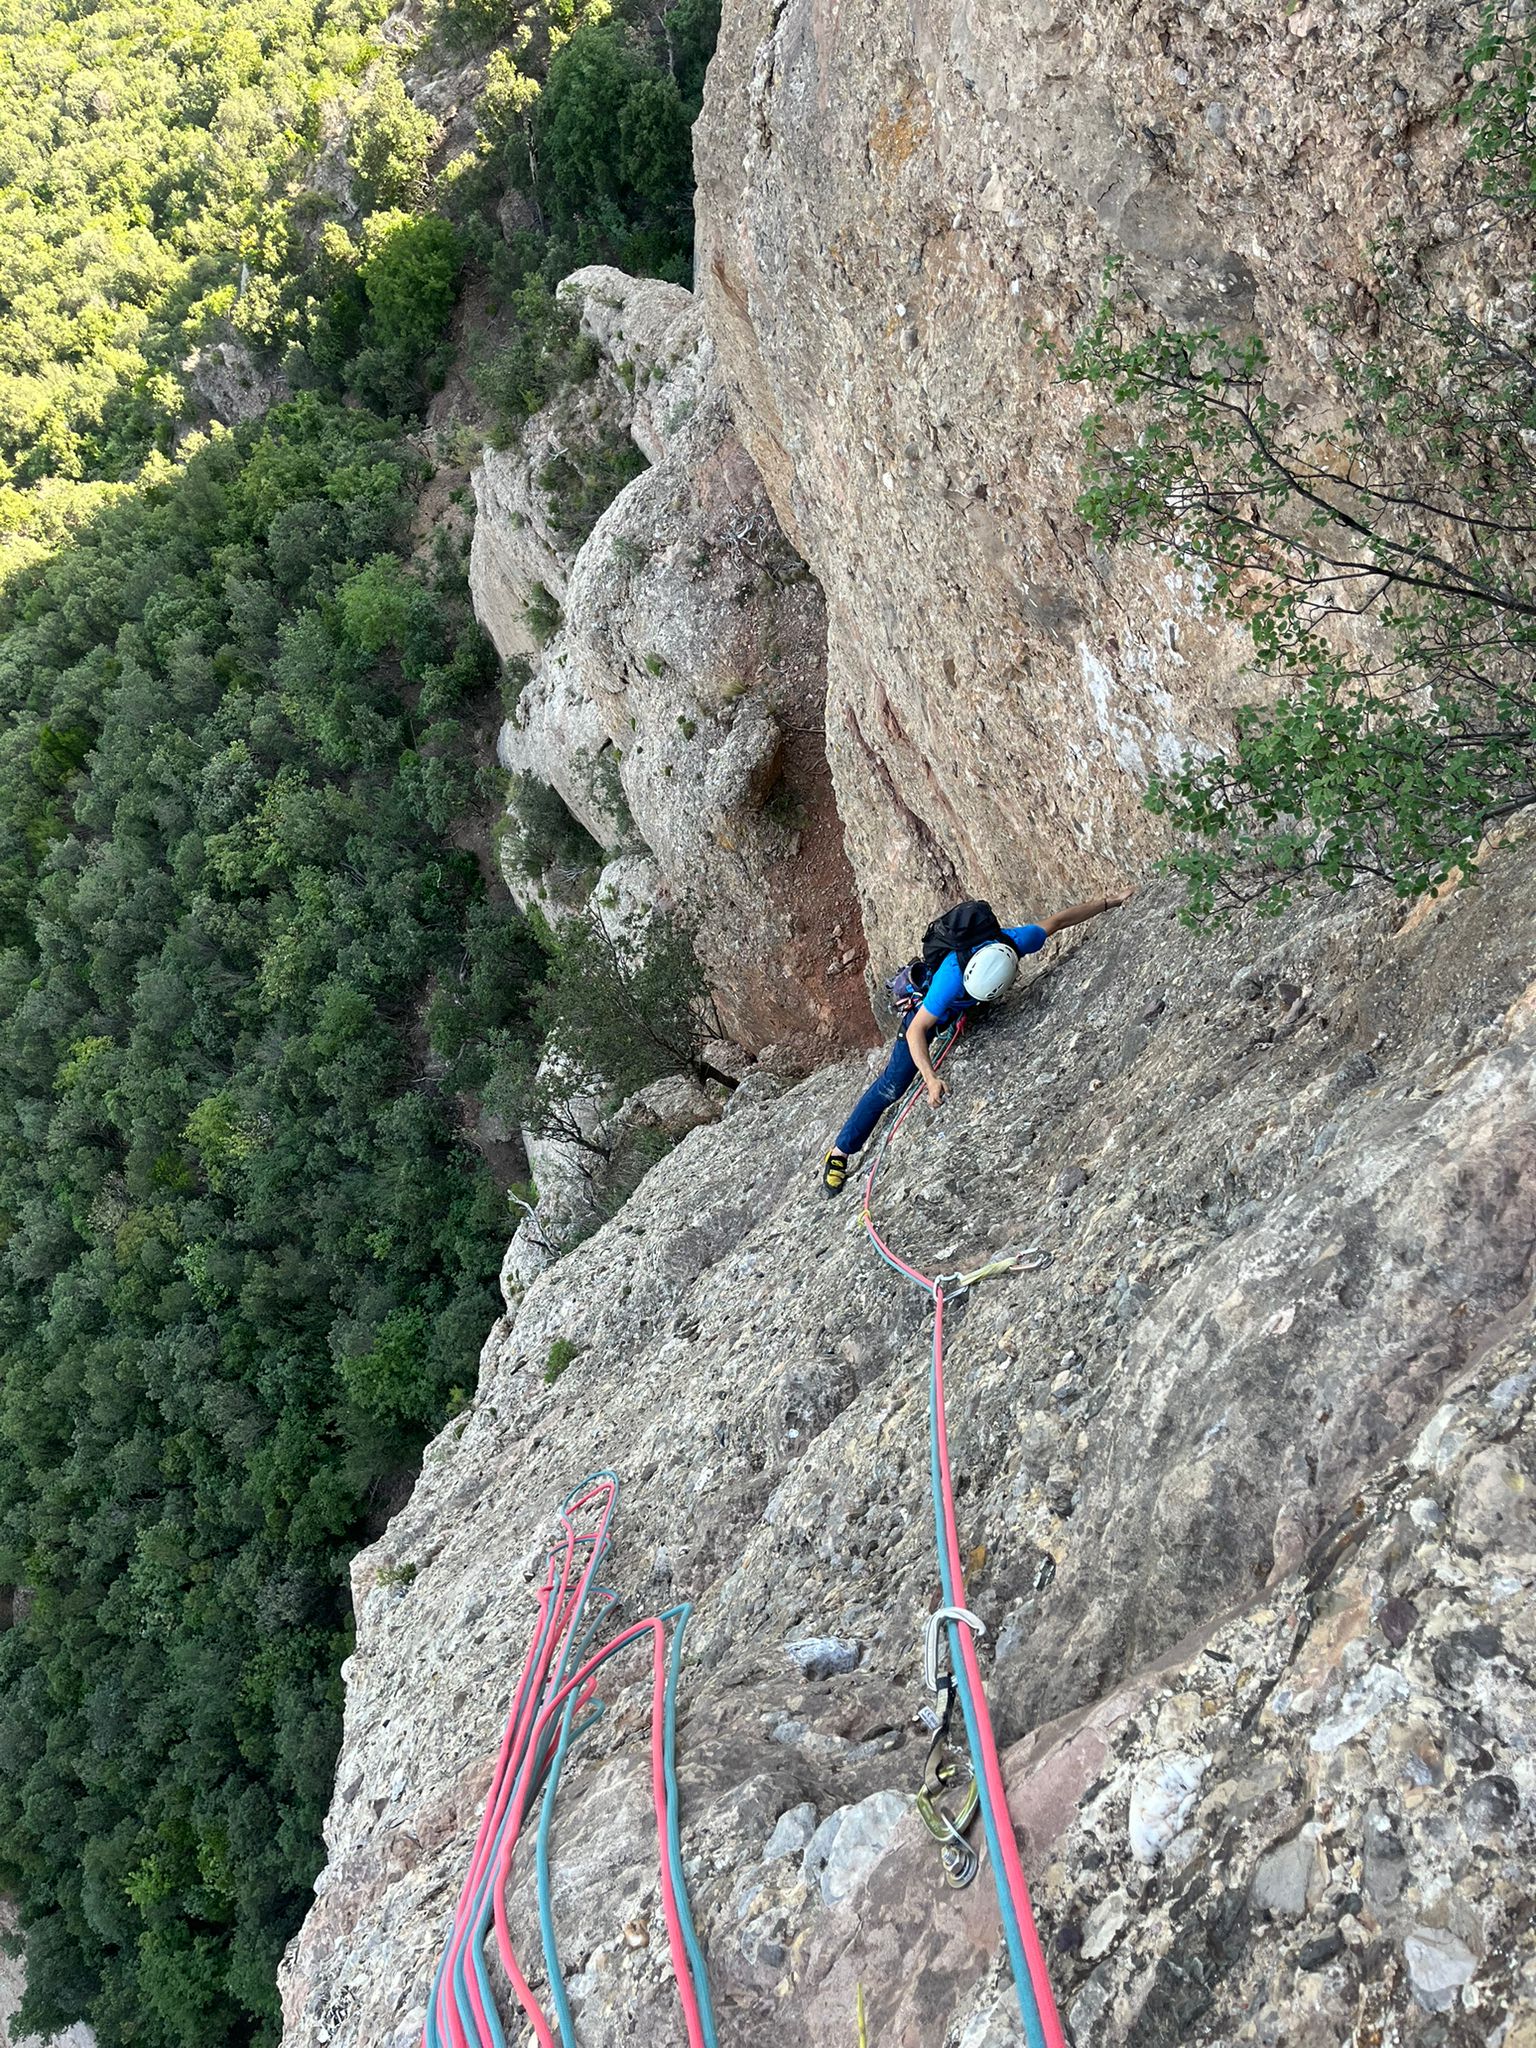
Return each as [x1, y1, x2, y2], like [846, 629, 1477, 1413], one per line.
[962, 941, 1019, 1002]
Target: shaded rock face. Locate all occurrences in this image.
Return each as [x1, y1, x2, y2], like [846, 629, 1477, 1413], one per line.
[473, 266, 872, 1056]
[281, 839, 1536, 2048]
[693, 0, 1490, 966]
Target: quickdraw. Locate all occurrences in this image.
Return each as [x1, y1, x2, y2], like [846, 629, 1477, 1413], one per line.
[932, 1246, 1053, 1297]
[917, 1606, 986, 1887]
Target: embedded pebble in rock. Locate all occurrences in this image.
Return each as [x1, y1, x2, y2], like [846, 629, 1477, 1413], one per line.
[1080, 1889, 1133, 1961]
[1250, 1828, 1321, 1920]
[762, 1802, 818, 1862]
[956, 2009, 1027, 2048]
[816, 1791, 910, 1906]
[1403, 1927, 1478, 2012]
[784, 1635, 862, 1679]
[800, 1810, 842, 1889]
[1127, 1751, 1208, 1863]
[282, 850, 1536, 2048]
[1309, 1665, 1411, 1752]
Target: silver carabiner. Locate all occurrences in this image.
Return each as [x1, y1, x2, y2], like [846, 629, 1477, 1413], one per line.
[923, 1605, 987, 1693]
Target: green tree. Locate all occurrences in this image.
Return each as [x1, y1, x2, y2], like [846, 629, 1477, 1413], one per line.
[1061, 277, 1536, 917]
[359, 212, 465, 369]
[0, 401, 539, 2048]
[351, 71, 437, 212]
[618, 73, 693, 214]
[538, 20, 642, 214]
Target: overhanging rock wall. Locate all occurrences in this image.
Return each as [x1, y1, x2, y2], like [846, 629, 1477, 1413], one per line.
[694, 0, 1494, 965]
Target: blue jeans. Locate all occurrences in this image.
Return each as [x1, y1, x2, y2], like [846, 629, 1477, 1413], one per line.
[835, 1029, 919, 1155]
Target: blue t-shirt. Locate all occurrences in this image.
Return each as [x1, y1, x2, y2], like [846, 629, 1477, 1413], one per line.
[922, 924, 1047, 1028]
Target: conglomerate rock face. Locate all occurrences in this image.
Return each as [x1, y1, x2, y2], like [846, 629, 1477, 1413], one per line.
[692, 0, 1497, 967]
[279, 840, 1536, 2048]
[473, 265, 871, 1057]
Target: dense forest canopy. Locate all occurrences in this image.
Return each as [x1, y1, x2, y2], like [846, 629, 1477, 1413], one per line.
[0, 0, 717, 578]
[0, 400, 541, 2045]
[0, 0, 719, 2040]
[0, 0, 386, 571]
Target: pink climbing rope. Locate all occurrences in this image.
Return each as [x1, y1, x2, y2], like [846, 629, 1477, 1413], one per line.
[860, 1023, 1067, 2048]
[424, 1475, 713, 2048]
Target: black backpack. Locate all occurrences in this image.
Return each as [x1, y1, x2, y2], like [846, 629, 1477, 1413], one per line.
[917, 899, 1008, 984]
[884, 899, 1010, 1018]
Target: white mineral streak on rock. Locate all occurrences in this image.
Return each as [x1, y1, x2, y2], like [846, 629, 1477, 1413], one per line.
[1127, 1751, 1208, 1863]
[1308, 1666, 1411, 1755]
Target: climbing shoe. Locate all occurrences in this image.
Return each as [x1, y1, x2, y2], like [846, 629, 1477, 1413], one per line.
[822, 1149, 849, 1196]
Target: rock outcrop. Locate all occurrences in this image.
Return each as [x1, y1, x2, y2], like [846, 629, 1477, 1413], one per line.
[694, 0, 1499, 966]
[498, 851, 729, 1291]
[280, 834, 1536, 2048]
[473, 267, 871, 1056]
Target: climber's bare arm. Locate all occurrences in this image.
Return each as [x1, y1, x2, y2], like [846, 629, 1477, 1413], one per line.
[906, 1009, 947, 1107]
[1041, 890, 1133, 938]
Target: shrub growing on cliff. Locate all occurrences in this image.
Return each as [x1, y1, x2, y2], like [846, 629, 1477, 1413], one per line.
[1051, 13, 1536, 923]
[1062, 277, 1536, 918]
[486, 899, 731, 1135]
[476, 278, 600, 442]
[483, 900, 730, 1249]
[504, 772, 604, 880]
[1061, 26, 1536, 935]
[1462, 0, 1536, 206]
[538, 419, 648, 544]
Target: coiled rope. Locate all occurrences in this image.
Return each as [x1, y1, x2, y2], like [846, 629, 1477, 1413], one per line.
[860, 1022, 1068, 2048]
[422, 1472, 718, 2048]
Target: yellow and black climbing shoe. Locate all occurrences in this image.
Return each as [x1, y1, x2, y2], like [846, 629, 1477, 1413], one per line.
[822, 1150, 849, 1196]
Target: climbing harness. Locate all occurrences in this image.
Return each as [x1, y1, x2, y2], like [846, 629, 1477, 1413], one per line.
[421, 1472, 718, 2048]
[861, 1021, 1068, 2048]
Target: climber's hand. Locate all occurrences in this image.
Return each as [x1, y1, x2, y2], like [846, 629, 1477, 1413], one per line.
[926, 1075, 947, 1110]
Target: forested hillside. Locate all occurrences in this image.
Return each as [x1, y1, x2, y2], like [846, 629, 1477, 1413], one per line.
[0, 0, 717, 2040]
[0, 0, 713, 576]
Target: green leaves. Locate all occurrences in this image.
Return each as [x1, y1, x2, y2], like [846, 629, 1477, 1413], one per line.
[357, 211, 465, 376]
[1460, 1, 1536, 206]
[0, 400, 534, 2047]
[1063, 244, 1536, 920]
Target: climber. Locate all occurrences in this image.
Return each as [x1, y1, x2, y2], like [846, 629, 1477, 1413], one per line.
[821, 892, 1131, 1194]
